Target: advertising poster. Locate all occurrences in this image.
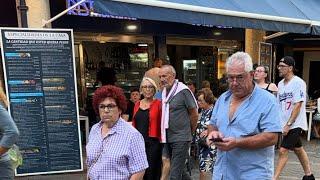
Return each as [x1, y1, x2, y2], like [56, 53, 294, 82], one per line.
[0, 28, 83, 175]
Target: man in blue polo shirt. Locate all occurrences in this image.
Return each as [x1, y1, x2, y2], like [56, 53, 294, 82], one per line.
[207, 52, 282, 180]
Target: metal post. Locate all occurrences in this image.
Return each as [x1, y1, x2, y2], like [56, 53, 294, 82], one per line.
[42, 0, 87, 27]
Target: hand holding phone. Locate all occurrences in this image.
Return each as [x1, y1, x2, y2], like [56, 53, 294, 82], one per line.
[209, 137, 223, 142]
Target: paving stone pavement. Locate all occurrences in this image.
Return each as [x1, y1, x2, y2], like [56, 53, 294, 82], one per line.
[274, 138, 320, 180]
[15, 138, 320, 180]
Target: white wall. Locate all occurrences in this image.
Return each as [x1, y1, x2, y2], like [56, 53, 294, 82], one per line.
[26, 0, 51, 28]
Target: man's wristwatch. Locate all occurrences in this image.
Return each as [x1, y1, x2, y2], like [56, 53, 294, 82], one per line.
[286, 122, 293, 126]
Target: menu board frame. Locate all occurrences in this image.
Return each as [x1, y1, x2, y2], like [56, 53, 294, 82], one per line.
[0, 28, 83, 176]
[258, 42, 273, 82]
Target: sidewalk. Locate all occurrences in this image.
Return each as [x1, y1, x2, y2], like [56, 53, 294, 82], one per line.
[275, 138, 320, 180]
[16, 138, 320, 180]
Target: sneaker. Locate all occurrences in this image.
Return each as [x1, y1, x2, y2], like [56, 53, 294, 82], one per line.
[302, 174, 315, 180]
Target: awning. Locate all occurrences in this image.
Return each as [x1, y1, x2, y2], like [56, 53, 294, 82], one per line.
[290, 0, 320, 35]
[93, 0, 320, 35]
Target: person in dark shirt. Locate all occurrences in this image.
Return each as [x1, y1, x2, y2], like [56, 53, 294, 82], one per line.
[132, 77, 162, 180]
[96, 61, 116, 85]
[122, 88, 141, 122]
[186, 80, 197, 96]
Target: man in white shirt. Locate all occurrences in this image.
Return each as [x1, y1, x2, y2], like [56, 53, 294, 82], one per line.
[274, 56, 314, 180]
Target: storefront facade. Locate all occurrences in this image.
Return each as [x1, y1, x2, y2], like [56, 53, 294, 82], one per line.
[268, 34, 320, 99]
[47, 0, 245, 107]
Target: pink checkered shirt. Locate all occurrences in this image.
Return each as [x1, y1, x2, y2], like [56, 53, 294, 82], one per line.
[86, 118, 148, 179]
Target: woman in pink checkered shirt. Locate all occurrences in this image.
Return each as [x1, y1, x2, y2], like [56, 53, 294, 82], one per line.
[86, 85, 148, 180]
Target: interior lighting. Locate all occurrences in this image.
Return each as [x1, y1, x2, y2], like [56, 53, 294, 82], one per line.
[213, 31, 222, 36]
[138, 43, 148, 47]
[126, 25, 138, 31]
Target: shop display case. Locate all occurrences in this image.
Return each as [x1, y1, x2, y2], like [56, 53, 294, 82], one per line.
[115, 48, 148, 97]
[116, 71, 144, 96]
[183, 60, 197, 83]
[83, 42, 149, 97]
[82, 42, 150, 127]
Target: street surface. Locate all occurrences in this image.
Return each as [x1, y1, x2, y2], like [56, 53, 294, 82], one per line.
[16, 138, 320, 180]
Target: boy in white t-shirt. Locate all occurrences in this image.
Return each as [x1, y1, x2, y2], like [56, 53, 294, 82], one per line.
[274, 56, 314, 180]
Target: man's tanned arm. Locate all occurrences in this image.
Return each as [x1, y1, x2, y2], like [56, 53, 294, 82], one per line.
[188, 108, 198, 133]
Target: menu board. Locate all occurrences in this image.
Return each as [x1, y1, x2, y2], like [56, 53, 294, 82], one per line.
[259, 42, 273, 82]
[259, 42, 272, 66]
[0, 28, 83, 176]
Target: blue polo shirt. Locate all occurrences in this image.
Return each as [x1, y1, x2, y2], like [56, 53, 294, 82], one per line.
[210, 84, 282, 180]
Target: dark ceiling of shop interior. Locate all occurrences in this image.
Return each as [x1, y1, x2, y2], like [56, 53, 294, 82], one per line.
[49, 0, 244, 41]
[0, 0, 18, 27]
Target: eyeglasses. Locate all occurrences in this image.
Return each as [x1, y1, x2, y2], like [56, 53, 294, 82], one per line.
[227, 72, 247, 83]
[99, 104, 117, 111]
[141, 85, 154, 90]
[277, 65, 289, 68]
[255, 70, 266, 73]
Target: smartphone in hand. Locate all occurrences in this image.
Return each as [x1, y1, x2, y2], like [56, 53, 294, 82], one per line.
[209, 137, 223, 142]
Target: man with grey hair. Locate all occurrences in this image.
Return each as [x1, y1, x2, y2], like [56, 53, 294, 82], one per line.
[207, 52, 282, 179]
[159, 65, 198, 180]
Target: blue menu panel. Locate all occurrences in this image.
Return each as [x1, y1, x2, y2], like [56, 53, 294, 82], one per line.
[0, 28, 83, 176]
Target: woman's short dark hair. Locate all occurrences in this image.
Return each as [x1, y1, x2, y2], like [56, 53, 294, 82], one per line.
[92, 85, 127, 114]
[130, 88, 140, 93]
[197, 88, 216, 105]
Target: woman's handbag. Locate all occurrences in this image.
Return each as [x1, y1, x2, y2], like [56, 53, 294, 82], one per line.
[8, 144, 23, 169]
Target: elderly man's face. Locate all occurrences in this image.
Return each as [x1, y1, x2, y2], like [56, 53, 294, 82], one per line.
[227, 62, 254, 98]
[159, 67, 175, 89]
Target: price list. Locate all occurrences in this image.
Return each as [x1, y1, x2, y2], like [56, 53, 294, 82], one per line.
[0, 28, 83, 175]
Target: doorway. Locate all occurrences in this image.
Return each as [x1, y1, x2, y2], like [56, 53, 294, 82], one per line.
[308, 61, 320, 99]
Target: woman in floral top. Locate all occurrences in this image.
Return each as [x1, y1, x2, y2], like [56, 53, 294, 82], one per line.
[195, 88, 217, 180]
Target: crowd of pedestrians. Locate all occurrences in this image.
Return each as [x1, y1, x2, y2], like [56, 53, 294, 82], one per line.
[85, 52, 317, 180]
[0, 43, 316, 180]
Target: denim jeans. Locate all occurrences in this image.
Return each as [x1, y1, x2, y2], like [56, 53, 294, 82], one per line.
[167, 141, 191, 180]
[0, 155, 14, 180]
